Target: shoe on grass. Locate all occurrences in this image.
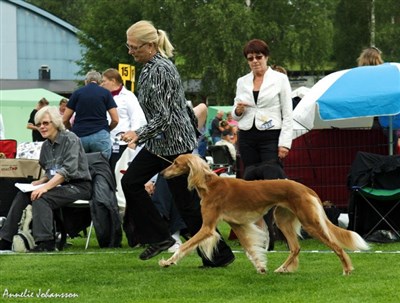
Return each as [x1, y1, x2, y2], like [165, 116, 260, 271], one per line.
[139, 237, 176, 260]
[0, 239, 12, 251]
[199, 254, 236, 268]
[29, 240, 56, 252]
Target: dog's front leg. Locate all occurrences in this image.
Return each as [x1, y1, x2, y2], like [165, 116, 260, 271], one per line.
[159, 226, 218, 268]
[159, 248, 184, 267]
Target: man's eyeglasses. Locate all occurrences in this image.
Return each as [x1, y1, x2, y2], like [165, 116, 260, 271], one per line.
[125, 43, 146, 52]
[35, 121, 52, 127]
[247, 55, 264, 62]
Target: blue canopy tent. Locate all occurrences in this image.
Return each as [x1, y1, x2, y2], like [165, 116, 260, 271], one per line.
[293, 63, 400, 155]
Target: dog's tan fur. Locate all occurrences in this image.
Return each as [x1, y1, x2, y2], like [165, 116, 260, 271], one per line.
[159, 154, 369, 275]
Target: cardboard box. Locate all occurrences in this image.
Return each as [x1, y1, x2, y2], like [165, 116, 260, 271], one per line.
[0, 159, 42, 179]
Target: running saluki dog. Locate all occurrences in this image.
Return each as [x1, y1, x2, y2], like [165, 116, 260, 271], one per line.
[159, 154, 369, 275]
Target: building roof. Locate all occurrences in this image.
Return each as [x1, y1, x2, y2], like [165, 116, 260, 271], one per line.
[5, 0, 79, 34]
[0, 79, 79, 96]
[1, 0, 82, 94]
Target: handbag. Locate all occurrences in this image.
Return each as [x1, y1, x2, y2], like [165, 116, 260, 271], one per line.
[12, 205, 35, 252]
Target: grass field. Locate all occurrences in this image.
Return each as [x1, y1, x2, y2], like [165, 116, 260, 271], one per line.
[1, 223, 399, 303]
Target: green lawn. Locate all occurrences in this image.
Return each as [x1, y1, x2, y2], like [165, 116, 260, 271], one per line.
[1, 223, 399, 303]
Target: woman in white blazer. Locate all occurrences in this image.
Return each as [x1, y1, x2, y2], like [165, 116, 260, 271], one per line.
[232, 39, 293, 171]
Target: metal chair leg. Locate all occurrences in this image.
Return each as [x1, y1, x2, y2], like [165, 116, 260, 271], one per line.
[85, 221, 93, 250]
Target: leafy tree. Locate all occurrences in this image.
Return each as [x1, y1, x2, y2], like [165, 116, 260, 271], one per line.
[287, 0, 336, 75]
[333, 0, 372, 69]
[26, 0, 142, 76]
[141, 0, 256, 104]
[334, 0, 400, 69]
[26, 0, 88, 27]
[251, 0, 337, 76]
[375, 0, 400, 62]
[76, 0, 142, 74]
[24, 0, 400, 105]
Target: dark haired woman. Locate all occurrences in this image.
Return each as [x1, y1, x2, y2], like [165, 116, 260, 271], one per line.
[232, 39, 293, 170]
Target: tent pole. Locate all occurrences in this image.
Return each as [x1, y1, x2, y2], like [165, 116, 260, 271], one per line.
[389, 116, 393, 155]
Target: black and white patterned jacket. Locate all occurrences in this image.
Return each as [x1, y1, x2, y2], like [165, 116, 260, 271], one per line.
[135, 53, 197, 156]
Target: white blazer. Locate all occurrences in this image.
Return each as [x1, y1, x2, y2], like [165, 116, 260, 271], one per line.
[232, 68, 293, 149]
[109, 86, 147, 141]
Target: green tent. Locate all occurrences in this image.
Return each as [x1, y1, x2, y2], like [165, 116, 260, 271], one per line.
[0, 88, 65, 143]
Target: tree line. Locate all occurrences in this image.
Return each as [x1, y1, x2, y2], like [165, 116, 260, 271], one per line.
[27, 0, 400, 104]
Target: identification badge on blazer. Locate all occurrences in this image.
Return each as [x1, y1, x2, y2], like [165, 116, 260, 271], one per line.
[260, 119, 274, 130]
[112, 140, 120, 153]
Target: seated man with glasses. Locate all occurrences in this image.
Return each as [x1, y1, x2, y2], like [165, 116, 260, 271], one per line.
[0, 106, 92, 252]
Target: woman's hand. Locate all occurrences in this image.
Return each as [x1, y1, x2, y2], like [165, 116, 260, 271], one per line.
[278, 146, 289, 159]
[31, 178, 48, 186]
[121, 131, 138, 144]
[31, 180, 43, 186]
[235, 102, 248, 116]
[144, 181, 156, 196]
[31, 187, 48, 201]
[127, 140, 137, 150]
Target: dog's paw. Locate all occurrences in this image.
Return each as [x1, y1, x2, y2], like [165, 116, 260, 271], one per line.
[257, 268, 267, 274]
[343, 268, 353, 276]
[158, 259, 169, 267]
[274, 266, 290, 273]
[159, 258, 175, 268]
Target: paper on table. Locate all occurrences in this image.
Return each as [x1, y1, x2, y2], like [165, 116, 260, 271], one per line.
[15, 183, 46, 193]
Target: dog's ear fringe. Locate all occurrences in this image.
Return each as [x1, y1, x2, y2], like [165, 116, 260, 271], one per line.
[187, 156, 212, 193]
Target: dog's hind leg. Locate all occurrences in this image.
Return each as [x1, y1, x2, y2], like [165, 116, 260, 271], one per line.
[231, 222, 267, 274]
[300, 214, 354, 275]
[303, 222, 354, 275]
[273, 207, 301, 273]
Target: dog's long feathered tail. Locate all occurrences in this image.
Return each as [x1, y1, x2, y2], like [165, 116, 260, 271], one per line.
[302, 195, 369, 252]
[328, 221, 370, 251]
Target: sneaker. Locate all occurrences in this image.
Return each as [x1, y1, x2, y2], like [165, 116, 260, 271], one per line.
[29, 240, 56, 252]
[171, 231, 182, 243]
[169, 231, 182, 253]
[139, 237, 176, 260]
[199, 255, 235, 268]
[0, 239, 12, 251]
[168, 242, 181, 253]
